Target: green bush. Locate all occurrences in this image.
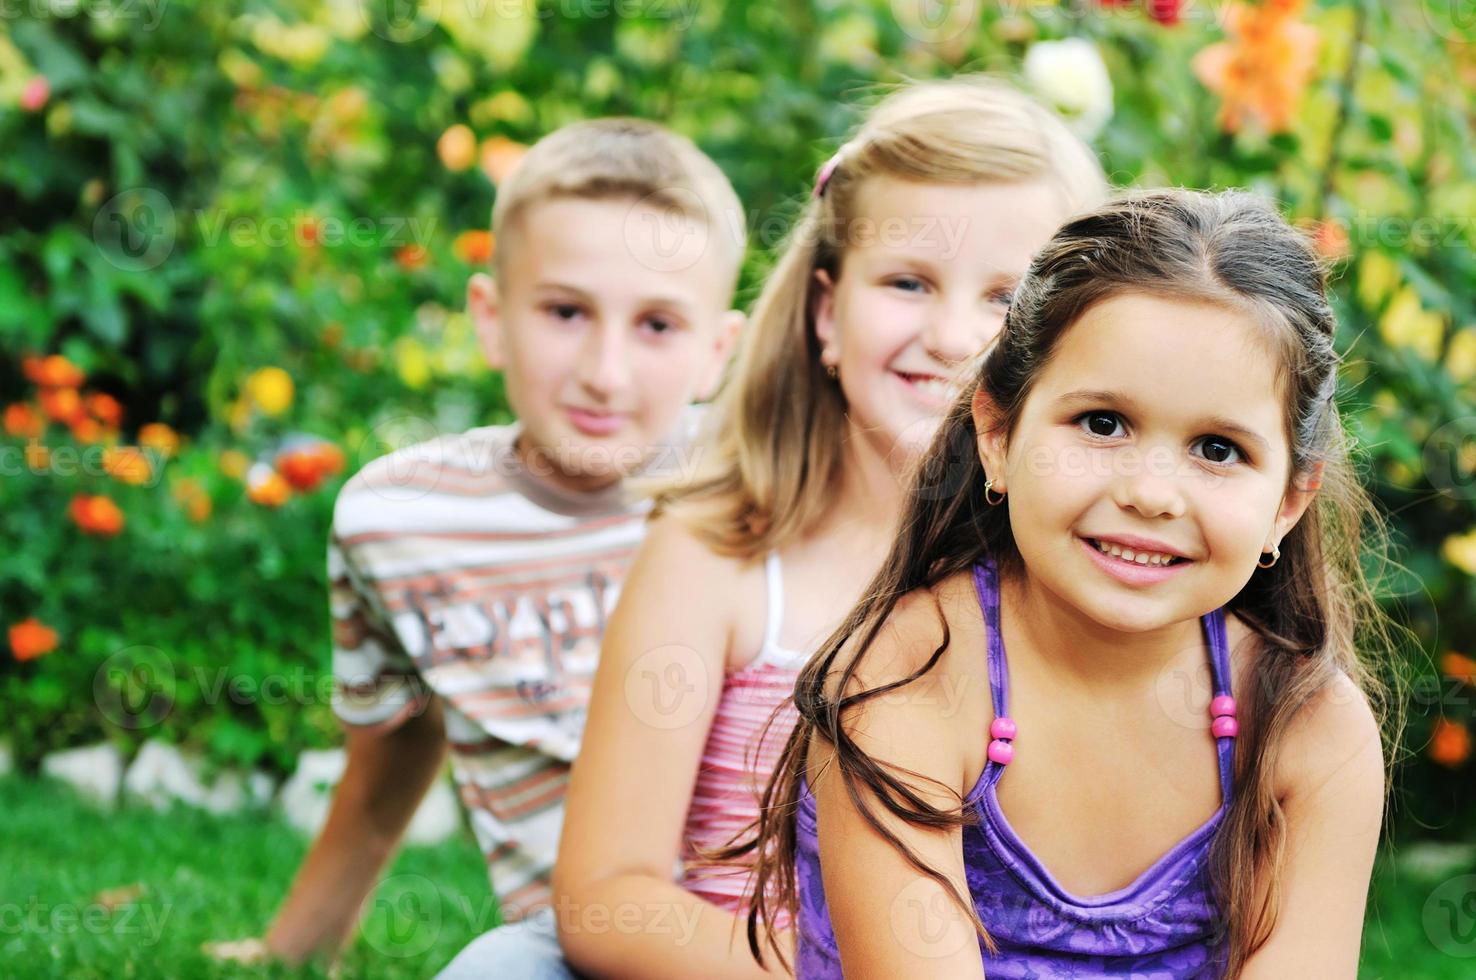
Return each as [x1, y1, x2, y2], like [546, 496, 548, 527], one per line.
[0, 1, 1472, 838]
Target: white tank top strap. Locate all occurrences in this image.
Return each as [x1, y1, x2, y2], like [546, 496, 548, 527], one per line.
[753, 550, 808, 671]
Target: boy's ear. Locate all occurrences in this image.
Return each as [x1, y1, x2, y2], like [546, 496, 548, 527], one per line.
[812, 268, 837, 367]
[467, 273, 505, 369]
[971, 384, 1009, 490]
[694, 308, 745, 402]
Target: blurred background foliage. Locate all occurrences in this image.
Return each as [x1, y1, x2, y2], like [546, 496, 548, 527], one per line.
[0, 0, 1473, 841]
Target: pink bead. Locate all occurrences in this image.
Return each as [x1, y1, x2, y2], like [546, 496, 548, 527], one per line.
[1210, 695, 1237, 718]
[1211, 715, 1239, 739]
[990, 717, 1017, 740]
[988, 739, 1014, 765]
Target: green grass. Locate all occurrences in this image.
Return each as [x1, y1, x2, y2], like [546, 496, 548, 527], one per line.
[1, 775, 1471, 977]
[0, 776, 495, 978]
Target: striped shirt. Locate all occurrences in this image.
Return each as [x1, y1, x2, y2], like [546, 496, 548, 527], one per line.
[330, 412, 700, 921]
[679, 550, 805, 928]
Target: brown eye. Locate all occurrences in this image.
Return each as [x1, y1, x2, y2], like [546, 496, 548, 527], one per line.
[1079, 411, 1122, 437]
[1197, 436, 1244, 465]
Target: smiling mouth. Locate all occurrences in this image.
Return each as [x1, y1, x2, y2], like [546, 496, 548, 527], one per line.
[1084, 537, 1190, 567]
[894, 371, 959, 402]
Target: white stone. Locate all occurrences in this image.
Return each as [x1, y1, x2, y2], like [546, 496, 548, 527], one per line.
[0, 740, 12, 778]
[1399, 841, 1476, 881]
[277, 747, 461, 845]
[404, 776, 461, 846]
[123, 740, 277, 815]
[41, 742, 124, 809]
[277, 748, 347, 837]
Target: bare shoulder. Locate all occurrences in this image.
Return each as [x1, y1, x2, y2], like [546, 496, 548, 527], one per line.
[824, 575, 955, 699]
[1279, 667, 1385, 806]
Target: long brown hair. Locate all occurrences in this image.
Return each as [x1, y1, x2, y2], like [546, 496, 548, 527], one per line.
[633, 75, 1107, 557]
[735, 189, 1404, 975]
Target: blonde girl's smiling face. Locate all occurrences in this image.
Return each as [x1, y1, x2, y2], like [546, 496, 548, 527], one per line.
[814, 176, 1068, 464]
[974, 291, 1319, 633]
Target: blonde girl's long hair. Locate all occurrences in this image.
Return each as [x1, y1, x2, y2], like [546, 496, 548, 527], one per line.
[637, 75, 1108, 557]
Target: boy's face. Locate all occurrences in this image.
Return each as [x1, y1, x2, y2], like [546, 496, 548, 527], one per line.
[469, 196, 743, 494]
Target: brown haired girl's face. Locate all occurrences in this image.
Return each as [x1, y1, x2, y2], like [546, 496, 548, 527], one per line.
[815, 175, 1066, 466]
[975, 291, 1319, 632]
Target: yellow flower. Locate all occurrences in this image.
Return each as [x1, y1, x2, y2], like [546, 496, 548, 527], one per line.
[394, 337, 431, 390]
[102, 446, 153, 485]
[245, 367, 294, 416]
[1379, 286, 1444, 361]
[1445, 328, 1476, 383]
[219, 449, 251, 480]
[1356, 251, 1399, 311]
[1443, 528, 1476, 576]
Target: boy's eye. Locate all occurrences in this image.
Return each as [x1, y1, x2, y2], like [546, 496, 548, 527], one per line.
[642, 316, 678, 335]
[1196, 436, 1244, 466]
[989, 286, 1016, 308]
[889, 276, 927, 294]
[1077, 410, 1124, 438]
[547, 303, 584, 322]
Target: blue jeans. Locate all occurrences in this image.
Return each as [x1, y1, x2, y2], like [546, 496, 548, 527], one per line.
[436, 908, 581, 980]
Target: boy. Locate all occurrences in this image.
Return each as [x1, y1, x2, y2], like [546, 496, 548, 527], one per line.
[222, 117, 746, 968]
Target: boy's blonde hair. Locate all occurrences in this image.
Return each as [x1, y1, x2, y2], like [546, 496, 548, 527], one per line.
[648, 76, 1110, 559]
[491, 117, 747, 294]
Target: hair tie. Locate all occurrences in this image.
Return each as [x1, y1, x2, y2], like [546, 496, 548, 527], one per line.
[813, 143, 851, 199]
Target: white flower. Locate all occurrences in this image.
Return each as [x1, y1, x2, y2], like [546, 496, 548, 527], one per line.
[1023, 38, 1114, 141]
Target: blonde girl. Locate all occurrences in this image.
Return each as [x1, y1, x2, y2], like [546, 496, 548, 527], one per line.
[551, 76, 1107, 979]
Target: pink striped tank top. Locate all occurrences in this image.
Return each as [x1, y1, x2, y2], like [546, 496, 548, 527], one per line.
[679, 551, 805, 926]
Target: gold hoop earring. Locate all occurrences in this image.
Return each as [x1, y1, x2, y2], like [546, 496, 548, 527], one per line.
[1257, 544, 1280, 568]
[984, 478, 1005, 506]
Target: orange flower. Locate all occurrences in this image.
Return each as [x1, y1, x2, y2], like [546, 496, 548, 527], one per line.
[246, 466, 291, 507]
[479, 137, 528, 185]
[26, 354, 86, 388]
[86, 392, 124, 427]
[9, 618, 59, 662]
[69, 415, 103, 444]
[1430, 718, 1472, 768]
[1192, 0, 1319, 133]
[395, 244, 429, 271]
[1303, 218, 1350, 262]
[102, 446, 153, 485]
[24, 440, 49, 470]
[69, 494, 125, 536]
[38, 387, 84, 424]
[275, 441, 346, 492]
[3, 402, 43, 438]
[453, 230, 495, 265]
[138, 422, 180, 458]
[1441, 652, 1476, 685]
[437, 124, 477, 172]
[172, 478, 212, 523]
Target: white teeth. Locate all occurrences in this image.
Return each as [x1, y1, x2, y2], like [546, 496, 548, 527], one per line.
[901, 374, 958, 401]
[1093, 539, 1177, 566]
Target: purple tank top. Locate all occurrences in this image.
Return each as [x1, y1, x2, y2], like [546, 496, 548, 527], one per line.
[793, 559, 1234, 978]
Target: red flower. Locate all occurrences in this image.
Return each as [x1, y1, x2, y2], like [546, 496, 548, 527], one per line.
[69, 494, 125, 536]
[20, 76, 49, 113]
[9, 618, 58, 661]
[1430, 718, 1471, 768]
